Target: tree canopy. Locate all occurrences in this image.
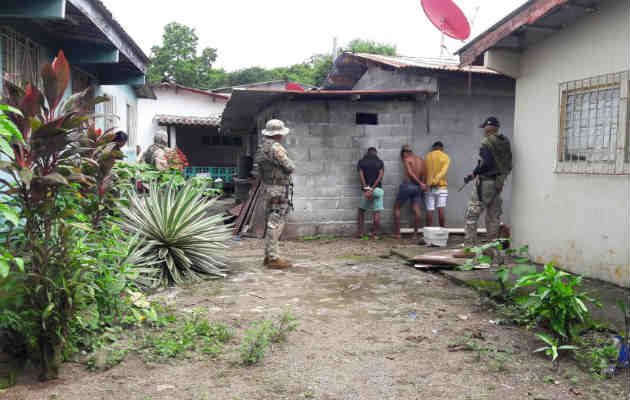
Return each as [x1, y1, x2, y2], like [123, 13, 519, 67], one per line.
[147, 24, 397, 89]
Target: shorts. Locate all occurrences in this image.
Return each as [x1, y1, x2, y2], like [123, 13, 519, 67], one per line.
[425, 188, 448, 211]
[359, 187, 384, 211]
[395, 183, 421, 206]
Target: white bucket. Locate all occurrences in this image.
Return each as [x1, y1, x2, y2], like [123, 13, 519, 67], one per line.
[422, 227, 449, 247]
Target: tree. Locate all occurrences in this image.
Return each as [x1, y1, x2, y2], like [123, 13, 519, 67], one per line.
[147, 22, 218, 88]
[345, 39, 397, 56]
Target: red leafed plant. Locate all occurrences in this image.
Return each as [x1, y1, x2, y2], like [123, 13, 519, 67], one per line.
[0, 50, 116, 380]
[166, 147, 189, 171]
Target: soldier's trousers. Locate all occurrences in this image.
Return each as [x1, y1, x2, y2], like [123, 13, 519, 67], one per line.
[264, 185, 289, 261]
[464, 179, 503, 247]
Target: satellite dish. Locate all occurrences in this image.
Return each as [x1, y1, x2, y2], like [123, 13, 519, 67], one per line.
[421, 0, 471, 41]
[285, 82, 305, 92]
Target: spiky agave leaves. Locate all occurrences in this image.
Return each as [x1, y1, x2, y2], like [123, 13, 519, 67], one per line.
[120, 181, 232, 288]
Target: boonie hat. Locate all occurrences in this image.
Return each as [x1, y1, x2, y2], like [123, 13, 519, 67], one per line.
[479, 117, 500, 128]
[262, 119, 290, 137]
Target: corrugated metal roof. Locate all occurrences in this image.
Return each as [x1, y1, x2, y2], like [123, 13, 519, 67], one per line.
[155, 114, 221, 127]
[154, 82, 230, 100]
[348, 53, 498, 74]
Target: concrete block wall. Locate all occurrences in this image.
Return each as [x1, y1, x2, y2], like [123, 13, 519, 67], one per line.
[254, 75, 515, 238]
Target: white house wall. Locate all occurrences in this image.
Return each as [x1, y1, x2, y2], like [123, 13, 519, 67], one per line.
[96, 85, 139, 161]
[511, 0, 629, 287]
[137, 88, 227, 154]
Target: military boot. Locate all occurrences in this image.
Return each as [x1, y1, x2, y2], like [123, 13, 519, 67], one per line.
[266, 258, 292, 270]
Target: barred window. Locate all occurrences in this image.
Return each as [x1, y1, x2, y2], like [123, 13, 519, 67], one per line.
[556, 71, 629, 175]
[0, 26, 47, 90]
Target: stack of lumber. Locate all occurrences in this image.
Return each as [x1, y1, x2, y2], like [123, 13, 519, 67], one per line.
[232, 179, 266, 238]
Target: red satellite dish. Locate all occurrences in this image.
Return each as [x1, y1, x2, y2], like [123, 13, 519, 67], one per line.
[421, 0, 471, 40]
[285, 82, 305, 92]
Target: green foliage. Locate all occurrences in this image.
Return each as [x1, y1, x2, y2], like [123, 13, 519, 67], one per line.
[269, 309, 299, 343]
[120, 181, 231, 288]
[147, 22, 390, 89]
[0, 50, 125, 380]
[240, 310, 299, 365]
[574, 339, 619, 378]
[136, 311, 233, 362]
[514, 262, 600, 341]
[457, 241, 535, 299]
[533, 333, 577, 362]
[147, 22, 218, 88]
[345, 38, 397, 56]
[240, 320, 274, 365]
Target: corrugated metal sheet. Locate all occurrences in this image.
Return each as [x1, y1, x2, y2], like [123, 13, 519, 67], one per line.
[155, 114, 221, 127]
[348, 53, 498, 74]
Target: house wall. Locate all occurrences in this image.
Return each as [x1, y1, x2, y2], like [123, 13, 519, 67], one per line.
[96, 85, 139, 162]
[511, 0, 629, 287]
[254, 73, 515, 237]
[137, 88, 227, 156]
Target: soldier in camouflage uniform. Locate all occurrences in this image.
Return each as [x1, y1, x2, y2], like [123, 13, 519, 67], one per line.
[252, 119, 295, 269]
[462, 117, 512, 248]
[140, 129, 169, 171]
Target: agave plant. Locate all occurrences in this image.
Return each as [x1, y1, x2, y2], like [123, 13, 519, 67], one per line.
[120, 181, 232, 288]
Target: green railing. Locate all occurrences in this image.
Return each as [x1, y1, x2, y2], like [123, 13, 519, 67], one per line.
[184, 166, 239, 183]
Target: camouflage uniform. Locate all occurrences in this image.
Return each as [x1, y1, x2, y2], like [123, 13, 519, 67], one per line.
[253, 137, 295, 261]
[464, 134, 512, 247]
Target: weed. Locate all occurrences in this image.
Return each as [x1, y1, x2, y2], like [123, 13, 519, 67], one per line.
[240, 310, 299, 365]
[270, 309, 299, 343]
[543, 375, 555, 384]
[240, 320, 274, 365]
[136, 311, 233, 363]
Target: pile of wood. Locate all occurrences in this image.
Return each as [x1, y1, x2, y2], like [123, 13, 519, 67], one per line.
[232, 179, 266, 238]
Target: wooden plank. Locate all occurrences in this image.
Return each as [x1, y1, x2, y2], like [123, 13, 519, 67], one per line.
[232, 179, 260, 235]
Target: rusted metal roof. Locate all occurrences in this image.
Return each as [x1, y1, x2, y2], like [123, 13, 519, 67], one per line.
[456, 0, 601, 66]
[347, 53, 498, 74]
[324, 52, 500, 89]
[155, 114, 221, 127]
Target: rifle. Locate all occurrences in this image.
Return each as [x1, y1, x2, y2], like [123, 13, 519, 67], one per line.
[457, 174, 474, 192]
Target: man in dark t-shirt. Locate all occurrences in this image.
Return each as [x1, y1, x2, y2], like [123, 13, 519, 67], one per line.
[356, 147, 384, 239]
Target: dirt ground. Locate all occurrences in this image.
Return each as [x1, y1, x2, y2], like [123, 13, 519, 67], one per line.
[3, 237, 628, 400]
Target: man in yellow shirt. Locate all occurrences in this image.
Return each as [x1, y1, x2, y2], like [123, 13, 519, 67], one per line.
[424, 141, 450, 227]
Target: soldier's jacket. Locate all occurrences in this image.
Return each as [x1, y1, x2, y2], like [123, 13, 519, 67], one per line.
[252, 138, 295, 186]
[480, 134, 512, 178]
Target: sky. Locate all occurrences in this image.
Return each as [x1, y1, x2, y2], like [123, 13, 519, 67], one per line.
[103, 0, 528, 71]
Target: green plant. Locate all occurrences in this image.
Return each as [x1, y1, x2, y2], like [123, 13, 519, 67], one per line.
[240, 320, 274, 365]
[136, 312, 232, 362]
[0, 50, 120, 380]
[269, 309, 299, 343]
[458, 241, 535, 299]
[534, 333, 577, 363]
[515, 262, 600, 341]
[120, 181, 232, 288]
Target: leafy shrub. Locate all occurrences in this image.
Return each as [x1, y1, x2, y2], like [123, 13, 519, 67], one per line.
[515, 262, 600, 341]
[240, 320, 274, 365]
[0, 50, 124, 380]
[120, 181, 231, 288]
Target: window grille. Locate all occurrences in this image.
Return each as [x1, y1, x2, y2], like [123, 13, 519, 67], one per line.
[556, 71, 629, 175]
[0, 26, 47, 89]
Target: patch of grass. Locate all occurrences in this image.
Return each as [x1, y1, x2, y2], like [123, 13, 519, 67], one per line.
[297, 235, 337, 241]
[136, 311, 233, 363]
